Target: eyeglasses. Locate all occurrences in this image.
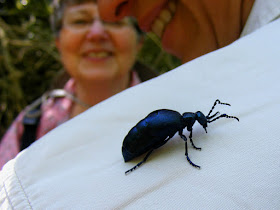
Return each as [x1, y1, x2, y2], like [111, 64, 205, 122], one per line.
[62, 16, 132, 32]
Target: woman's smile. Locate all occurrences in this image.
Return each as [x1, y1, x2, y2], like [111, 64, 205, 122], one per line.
[83, 50, 114, 62]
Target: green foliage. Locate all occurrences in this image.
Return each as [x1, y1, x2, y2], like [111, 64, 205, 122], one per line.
[0, 0, 61, 138]
[138, 33, 181, 74]
[0, 0, 181, 138]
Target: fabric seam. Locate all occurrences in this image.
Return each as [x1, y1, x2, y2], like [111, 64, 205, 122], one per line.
[2, 182, 15, 210]
[13, 167, 33, 210]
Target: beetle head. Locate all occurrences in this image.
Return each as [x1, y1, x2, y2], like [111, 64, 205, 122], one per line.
[195, 111, 208, 133]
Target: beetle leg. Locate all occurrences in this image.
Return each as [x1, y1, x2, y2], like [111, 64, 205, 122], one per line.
[189, 130, 201, 150]
[179, 130, 201, 150]
[180, 130, 200, 168]
[179, 130, 187, 142]
[184, 138, 188, 156]
[125, 135, 175, 175]
[125, 149, 154, 175]
[185, 141, 200, 169]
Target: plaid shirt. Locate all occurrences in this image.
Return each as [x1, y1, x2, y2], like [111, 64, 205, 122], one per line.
[0, 73, 140, 169]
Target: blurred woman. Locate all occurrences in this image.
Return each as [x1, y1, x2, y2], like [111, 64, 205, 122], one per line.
[0, 0, 157, 169]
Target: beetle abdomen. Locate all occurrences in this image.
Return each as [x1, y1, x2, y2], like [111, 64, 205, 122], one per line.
[122, 109, 184, 162]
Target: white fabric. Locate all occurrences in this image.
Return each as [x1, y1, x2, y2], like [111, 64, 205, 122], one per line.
[1, 14, 280, 210]
[241, 0, 280, 36]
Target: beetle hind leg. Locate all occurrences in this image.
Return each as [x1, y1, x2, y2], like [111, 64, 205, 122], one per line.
[125, 149, 154, 175]
[124, 136, 174, 175]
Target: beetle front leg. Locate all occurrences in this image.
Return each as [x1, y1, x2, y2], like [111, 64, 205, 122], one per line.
[179, 130, 201, 150]
[185, 141, 200, 169]
[179, 131, 200, 168]
[189, 130, 201, 150]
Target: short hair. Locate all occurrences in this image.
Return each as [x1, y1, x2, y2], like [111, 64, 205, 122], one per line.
[50, 0, 97, 36]
[50, 0, 143, 37]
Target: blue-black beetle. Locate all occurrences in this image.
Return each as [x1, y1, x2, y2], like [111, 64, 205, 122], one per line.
[122, 99, 239, 174]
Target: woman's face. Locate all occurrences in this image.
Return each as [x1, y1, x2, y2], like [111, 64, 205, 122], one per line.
[98, 0, 219, 62]
[56, 2, 141, 83]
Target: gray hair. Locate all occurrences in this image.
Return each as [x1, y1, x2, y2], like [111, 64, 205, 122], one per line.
[50, 0, 143, 37]
[50, 0, 97, 36]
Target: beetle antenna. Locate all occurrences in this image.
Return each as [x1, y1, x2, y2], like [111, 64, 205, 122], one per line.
[207, 111, 220, 120]
[206, 99, 231, 118]
[207, 114, 239, 123]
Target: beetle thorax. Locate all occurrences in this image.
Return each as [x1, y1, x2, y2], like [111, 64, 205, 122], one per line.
[182, 112, 196, 131]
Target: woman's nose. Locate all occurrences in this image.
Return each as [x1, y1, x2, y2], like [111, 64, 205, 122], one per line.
[98, 0, 132, 21]
[86, 20, 109, 40]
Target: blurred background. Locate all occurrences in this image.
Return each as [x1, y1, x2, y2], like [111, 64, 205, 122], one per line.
[0, 0, 181, 138]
